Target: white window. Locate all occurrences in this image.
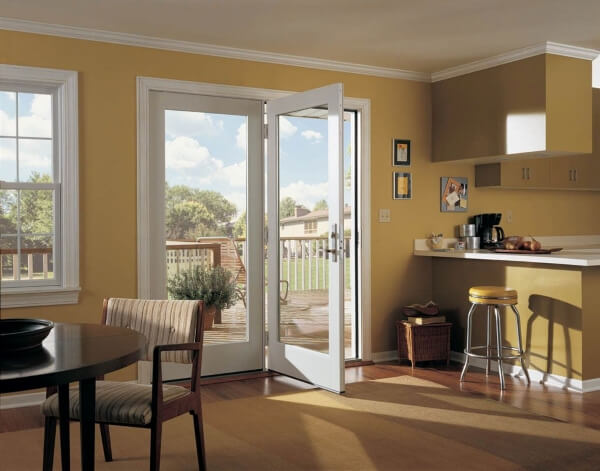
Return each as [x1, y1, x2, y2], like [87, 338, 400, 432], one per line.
[0, 65, 79, 307]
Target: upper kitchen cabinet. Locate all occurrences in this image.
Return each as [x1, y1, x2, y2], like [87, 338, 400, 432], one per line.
[432, 54, 592, 163]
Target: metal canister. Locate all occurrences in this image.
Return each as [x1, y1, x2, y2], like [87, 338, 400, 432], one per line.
[465, 236, 480, 250]
[459, 224, 476, 237]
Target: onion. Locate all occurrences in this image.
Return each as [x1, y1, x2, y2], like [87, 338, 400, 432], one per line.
[529, 235, 542, 251]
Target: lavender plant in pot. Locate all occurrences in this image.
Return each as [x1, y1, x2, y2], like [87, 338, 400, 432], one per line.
[167, 265, 237, 330]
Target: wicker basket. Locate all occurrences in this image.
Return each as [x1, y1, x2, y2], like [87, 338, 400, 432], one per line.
[396, 321, 451, 368]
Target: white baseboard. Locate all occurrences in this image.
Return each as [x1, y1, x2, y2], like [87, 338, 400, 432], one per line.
[451, 351, 600, 393]
[0, 380, 138, 410]
[0, 391, 46, 409]
[371, 350, 399, 363]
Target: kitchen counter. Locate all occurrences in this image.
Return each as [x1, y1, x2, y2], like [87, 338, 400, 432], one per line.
[414, 235, 600, 267]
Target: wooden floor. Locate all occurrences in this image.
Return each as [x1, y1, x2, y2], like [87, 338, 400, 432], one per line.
[2, 362, 600, 434]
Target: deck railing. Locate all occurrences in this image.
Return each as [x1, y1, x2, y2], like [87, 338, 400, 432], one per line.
[166, 241, 221, 278]
[0, 247, 53, 281]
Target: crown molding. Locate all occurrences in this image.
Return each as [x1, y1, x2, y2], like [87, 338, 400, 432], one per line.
[0, 17, 430, 82]
[432, 41, 600, 82]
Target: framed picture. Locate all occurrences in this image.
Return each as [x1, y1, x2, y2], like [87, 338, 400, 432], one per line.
[393, 139, 411, 166]
[441, 177, 468, 212]
[393, 172, 412, 199]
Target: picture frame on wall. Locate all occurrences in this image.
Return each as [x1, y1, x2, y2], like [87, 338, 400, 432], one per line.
[392, 139, 411, 166]
[441, 176, 468, 212]
[393, 172, 412, 199]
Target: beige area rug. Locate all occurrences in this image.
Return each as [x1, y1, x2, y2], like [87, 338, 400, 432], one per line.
[2, 376, 600, 470]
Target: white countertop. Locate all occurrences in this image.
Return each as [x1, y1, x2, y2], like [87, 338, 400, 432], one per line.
[414, 236, 600, 267]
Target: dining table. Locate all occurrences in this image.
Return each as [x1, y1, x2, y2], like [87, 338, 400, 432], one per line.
[0, 322, 146, 470]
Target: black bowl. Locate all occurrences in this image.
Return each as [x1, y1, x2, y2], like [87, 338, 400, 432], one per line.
[0, 318, 54, 353]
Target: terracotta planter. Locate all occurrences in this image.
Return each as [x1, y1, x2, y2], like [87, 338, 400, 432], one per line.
[203, 305, 216, 331]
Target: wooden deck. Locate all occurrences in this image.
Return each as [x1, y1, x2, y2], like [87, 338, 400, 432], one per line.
[204, 289, 355, 357]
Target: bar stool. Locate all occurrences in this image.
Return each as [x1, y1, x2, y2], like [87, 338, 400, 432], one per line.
[460, 286, 530, 390]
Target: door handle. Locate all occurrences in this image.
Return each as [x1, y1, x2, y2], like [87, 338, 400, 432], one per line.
[327, 223, 338, 262]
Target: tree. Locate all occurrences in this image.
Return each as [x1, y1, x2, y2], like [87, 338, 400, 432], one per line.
[279, 196, 297, 219]
[165, 184, 237, 239]
[232, 211, 246, 239]
[313, 199, 328, 211]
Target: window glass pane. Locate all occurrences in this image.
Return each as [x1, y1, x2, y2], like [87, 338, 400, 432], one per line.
[0, 236, 18, 281]
[19, 189, 54, 234]
[20, 235, 54, 280]
[0, 189, 18, 234]
[0, 138, 17, 182]
[18, 93, 52, 138]
[18, 139, 53, 182]
[0, 91, 16, 136]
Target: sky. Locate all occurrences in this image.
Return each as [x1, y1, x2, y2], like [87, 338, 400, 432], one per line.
[0, 91, 54, 182]
[165, 108, 353, 221]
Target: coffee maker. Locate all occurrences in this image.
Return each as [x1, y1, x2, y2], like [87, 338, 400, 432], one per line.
[471, 213, 505, 249]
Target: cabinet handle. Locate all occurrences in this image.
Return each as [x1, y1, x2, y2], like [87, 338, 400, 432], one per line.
[574, 169, 577, 182]
[526, 167, 531, 180]
[568, 169, 572, 181]
[522, 168, 526, 180]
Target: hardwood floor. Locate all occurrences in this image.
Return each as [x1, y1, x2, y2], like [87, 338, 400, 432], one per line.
[2, 361, 600, 434]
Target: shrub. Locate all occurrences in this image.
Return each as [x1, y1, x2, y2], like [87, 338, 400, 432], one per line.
[167, 265, 237, 310]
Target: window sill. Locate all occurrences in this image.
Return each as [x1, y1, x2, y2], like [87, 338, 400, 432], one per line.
[0, 286, 80, 308]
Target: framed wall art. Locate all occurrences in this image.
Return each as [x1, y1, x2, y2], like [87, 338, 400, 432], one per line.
[393, 172, 412, 199]
[392, 139, 410, 166]
[441, 176, 468, 212]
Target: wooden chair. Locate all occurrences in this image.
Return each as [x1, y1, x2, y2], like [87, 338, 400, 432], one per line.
[41, 298, 207, 471]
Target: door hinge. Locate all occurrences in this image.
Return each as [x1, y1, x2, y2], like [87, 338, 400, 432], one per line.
[264, 123, 268, 139]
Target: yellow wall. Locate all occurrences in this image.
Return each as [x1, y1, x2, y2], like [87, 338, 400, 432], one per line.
[2, 30, 600, 372]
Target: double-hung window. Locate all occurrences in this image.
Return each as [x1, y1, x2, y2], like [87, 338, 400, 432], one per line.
[0, 65, 79, 307]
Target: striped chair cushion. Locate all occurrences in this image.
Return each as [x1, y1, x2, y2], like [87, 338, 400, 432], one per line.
[106, 298, 200, 363]
[41, 381, 191, 425]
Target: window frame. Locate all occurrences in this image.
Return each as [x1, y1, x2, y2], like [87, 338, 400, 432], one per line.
[0, 65, 79, 308]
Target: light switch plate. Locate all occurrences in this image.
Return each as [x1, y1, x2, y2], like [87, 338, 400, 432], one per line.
[379, 208, 391, 223]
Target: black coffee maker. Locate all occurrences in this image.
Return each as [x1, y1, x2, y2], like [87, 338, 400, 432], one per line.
[471, 213, 505, 249]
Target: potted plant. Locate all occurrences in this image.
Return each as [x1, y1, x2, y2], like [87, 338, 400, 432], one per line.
[167, 265, 237, 330]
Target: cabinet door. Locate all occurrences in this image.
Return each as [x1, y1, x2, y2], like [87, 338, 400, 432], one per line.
[502, 159, 550, 187]
[571, 155, 600, 189]
[550, 156, 576, 188]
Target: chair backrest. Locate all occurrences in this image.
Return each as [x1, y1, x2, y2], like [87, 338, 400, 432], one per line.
[103, 298, 202, 363]
[196, 236, 246, 284]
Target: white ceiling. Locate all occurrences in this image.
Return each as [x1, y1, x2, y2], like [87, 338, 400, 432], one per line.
[1, 0, 599, 73]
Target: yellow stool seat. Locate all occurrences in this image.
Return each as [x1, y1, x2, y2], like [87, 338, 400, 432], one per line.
[469, 286, 517, 305]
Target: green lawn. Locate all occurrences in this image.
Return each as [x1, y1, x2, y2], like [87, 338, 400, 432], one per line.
[269, 256, 351, 291]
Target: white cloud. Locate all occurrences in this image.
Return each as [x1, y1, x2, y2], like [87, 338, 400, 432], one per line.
[0, 133, 52, 180]
[165, 110, 224, 140]
[0, 94, 52, 137]
[280, 180, 328, 210]
[236, 122, 247, 150]
[19, 94, 52, 137]
[165, 136, 213, 169]
[301, 130, 323, 143]
[166, 136, 246, 188]
[279, 117, 297, 139]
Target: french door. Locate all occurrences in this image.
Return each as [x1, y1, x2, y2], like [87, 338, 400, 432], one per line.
[267, 84, 346, 393]
[145, 91, 264, 378]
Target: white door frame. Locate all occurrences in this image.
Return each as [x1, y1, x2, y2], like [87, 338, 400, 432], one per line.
[137, 77, 372, 370]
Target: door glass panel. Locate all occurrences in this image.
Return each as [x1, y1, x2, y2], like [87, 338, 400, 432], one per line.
[164, 110, 248, 345]
[343, 111, 355, 359]
[277, 107, 330, 353]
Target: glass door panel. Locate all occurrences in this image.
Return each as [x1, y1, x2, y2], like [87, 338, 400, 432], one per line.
[267, 83, 345, 393]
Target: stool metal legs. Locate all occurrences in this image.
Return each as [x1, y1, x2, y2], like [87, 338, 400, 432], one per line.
[485, 306, 492, 376]
[461, 302, 530, 390]
[494, 306, 505, 390]
[460, 303, 477, 382]
[510, 304, 531, 384]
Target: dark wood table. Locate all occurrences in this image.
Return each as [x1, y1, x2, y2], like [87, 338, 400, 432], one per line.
[0, 323, 146, 470]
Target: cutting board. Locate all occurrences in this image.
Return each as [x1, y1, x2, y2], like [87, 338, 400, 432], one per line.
[492, 248, 563, 254]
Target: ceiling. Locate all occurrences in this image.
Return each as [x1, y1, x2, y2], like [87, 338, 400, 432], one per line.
[1, 0, 599, 74]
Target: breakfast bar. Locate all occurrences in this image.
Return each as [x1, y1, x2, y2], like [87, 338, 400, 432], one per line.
[414, 236, 600, 392]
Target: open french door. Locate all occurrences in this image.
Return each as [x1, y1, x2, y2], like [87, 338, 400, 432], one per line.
[267, 84, 345, 393]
